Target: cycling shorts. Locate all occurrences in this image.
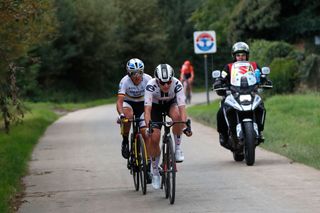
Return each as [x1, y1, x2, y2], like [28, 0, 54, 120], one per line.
[123, 100, 144, 118]
[150, 99, 177, 129]
[182, 73, 192, 80]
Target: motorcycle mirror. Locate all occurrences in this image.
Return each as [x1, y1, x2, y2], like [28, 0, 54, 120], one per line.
[212, 70, 221, 79]
[261, 67, 270, 75]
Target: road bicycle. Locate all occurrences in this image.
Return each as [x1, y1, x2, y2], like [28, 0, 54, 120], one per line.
[120, 116, 148, 195]
[149, 114, 191, 204]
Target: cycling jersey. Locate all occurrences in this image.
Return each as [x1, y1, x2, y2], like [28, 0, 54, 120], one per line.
[144, 77, 185, 106]
[180, 64, 194, 80]
[118, 73, 152, 102]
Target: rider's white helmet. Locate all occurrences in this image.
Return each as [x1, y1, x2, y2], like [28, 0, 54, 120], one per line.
[126, 58, 144, 76]
[154, 64, 174, 83]
[232, 42, 250, 60]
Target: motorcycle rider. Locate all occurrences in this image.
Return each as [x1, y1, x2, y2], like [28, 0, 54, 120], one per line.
[213, 42, 271, 150]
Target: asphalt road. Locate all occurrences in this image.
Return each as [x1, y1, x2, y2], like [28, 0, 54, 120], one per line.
[19, 92, 320, 212]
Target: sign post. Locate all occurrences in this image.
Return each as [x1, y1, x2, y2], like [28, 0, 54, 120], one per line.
[193, 31, 216, 105]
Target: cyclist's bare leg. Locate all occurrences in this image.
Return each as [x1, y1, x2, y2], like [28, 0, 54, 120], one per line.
[121, 107, 133, 159]
[169, 105, 183, 149]
[148, 128, 161, 181]
[122, 107, 133, 136]
[169, 105, 185, 162]
[183, 80, 188, 98]
[148, 128, 161, 158]
[169, 105, 183, 135]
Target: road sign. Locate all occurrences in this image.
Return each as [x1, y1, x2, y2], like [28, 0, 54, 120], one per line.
[193, 31, 216, 54]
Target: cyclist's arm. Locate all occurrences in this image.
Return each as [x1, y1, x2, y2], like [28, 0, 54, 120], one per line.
[144, 83, 154, 127]
[189, 66, 195, 82]
[116, 94, 125, 115]
[179, 69, 184, 82]
[178, 105, 187, 123]
[144, 105, 152, 128]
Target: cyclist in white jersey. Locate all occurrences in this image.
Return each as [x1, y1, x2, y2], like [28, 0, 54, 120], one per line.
[117, 58, 152, 160]
[144, 64, 192, 189]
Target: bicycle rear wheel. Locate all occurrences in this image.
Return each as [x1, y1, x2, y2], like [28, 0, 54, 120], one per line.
[166, 137, 176, 204]
[138, 134, 148, 195]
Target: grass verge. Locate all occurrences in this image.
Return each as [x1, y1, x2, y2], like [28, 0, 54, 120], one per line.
[0, 99, 115, 212]
[187, 93, 320, 170]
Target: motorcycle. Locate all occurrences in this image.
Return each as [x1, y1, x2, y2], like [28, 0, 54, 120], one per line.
[212, 61, 272, 166]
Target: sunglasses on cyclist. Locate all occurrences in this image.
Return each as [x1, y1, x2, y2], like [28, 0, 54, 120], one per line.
[235, 53, 246, 57]
[129, 70, 143, 77]
[158, 80, 172, 86]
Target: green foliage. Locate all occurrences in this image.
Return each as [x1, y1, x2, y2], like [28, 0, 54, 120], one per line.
[250, 40, 295, 66]
[156, 0, 202, 69]
[190, 0, 239, 70]
[0, 0, 58, 131]
[116, 0, 167, 72]
[269, 58, 299, 94]
[228, 0, 281, 43]
[0, 103, 58, 212]
[298, 54, 320, 91]
[263, 93, 320, 169]
[250, 39, 311, 94]
[278, 0, 320, 41]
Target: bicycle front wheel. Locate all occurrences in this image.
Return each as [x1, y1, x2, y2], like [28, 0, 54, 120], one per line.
[166, 137, 176, 204]
[132, 136, 140, 191]
[138, 134, 148, 195]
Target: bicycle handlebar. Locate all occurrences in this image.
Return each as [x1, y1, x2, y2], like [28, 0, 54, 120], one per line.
[119, 117, 144, 124]
[148, 119, 191, 131]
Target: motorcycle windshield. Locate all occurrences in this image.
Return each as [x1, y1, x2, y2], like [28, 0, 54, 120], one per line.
[230, 61, 257, 88]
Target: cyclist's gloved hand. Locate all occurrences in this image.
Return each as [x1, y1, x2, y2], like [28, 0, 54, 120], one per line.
[145, 128, 153, 136]
[183, 127, 192, 137]
[119, 113, 126, 120]
[117, 113, 126, 123]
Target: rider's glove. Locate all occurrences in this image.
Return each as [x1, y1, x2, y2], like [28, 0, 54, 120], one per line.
[183, 127, 192, 137]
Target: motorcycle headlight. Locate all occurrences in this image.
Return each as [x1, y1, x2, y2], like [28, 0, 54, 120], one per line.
[239, 94, 252, 102]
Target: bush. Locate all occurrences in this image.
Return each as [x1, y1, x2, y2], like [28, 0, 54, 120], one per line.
[269, 58, 299, 94]
[298, 54, 320, 91]
[250, 39, 295, 66]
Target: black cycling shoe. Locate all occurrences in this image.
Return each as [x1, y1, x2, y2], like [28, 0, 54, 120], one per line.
[121, 142, 129, 159]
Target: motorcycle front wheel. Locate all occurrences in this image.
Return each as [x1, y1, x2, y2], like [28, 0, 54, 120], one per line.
[243, 122, 256, 166]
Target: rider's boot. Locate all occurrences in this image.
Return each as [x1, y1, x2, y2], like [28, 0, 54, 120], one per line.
[219, 133, 231, 150]
[258, 132, 265, 143]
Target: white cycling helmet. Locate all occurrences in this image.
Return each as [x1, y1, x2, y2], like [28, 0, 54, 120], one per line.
[126, 58, 144, 76]
[154, 64, 174, 83]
